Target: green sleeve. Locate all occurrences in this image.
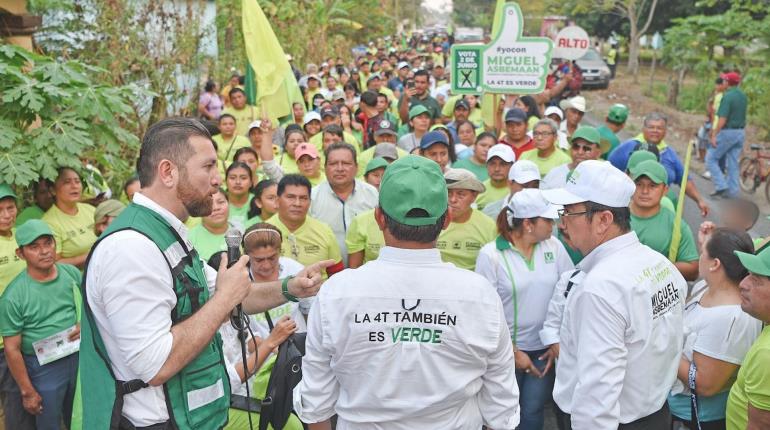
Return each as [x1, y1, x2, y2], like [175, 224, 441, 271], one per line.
[345, 215, 366, 254]
[0, 285, 24, 337]
[61, 263, 83, 284]
[744, 346, 770, 411]
[326, 227, 342, 263]
[676, 222, 699, 263]
[442, 95, 461, 118]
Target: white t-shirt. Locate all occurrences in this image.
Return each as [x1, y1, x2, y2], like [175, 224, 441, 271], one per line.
[540, 163, 570, 190]
[475, 236, 574, 351]
[671, 281, 762, 395]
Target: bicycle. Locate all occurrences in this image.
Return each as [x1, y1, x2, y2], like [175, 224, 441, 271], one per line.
[739, 144, 770, 202]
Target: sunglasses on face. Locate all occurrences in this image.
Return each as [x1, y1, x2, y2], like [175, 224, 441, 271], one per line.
[571, 143, 596, 153]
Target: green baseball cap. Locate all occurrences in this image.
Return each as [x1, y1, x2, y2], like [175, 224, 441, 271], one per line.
[630, 160, 668, 184]
[571, 126, 610, 154]
[16, 219, 54, 247]
[607, 104, 629, 123]
[379, 155, 448, 226]
[0, 183, 16, 201]
[627, 150, 658, 172]
[409, 105, 430, 120]
[735, 246, 770, 277]
[365, 157, 389, 175]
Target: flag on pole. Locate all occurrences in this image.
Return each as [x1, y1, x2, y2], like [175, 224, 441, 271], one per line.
[480, 0, 507, 131]
[241, 0, 304, 122]
[668, 141, 694, 262]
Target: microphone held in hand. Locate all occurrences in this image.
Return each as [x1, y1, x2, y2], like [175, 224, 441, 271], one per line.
[225, 228, 242, 269]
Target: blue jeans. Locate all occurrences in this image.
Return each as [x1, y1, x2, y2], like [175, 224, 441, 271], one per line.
[515, 348, 555, 430]
[705, 129, 744, 197]
[22, 353, 78, 430]
[0, 351, 36, 430]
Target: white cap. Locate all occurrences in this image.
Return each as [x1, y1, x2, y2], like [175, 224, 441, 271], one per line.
[542, 160, 635, 208]
[303, 111, 321, 126]
[486, 144, 516, 163]
[508, 160, 541, 184]
[397, 61, 409, 70]
[544, 106, 564, 120]
[247, 120, 262, 131]
[507, 189, 561, 221]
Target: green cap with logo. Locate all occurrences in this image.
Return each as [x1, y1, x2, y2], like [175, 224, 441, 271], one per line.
[379, 155, 448, 226]
[16, 219, 54, 247]
[571, 125, 610, 154]
[365, 157, 389, 175]
[409, 105, 430, 120]
[0, 183, 16, 201]
[607, 103, 629, 123]
[630, 159, 668, 184]
[735, 246, 770, 277]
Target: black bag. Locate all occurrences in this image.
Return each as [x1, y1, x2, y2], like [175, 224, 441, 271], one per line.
[259, 312, 307, 430]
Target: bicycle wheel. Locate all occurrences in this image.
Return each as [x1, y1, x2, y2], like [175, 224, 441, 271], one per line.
[740, 157, 759, 193]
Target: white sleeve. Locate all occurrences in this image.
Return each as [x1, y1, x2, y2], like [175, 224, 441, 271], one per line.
[293, 291, 339, 423]
[261, 159, 284, 183]
[539, 270, 574, 346]
[478, 297, 520, 430]
[693, 309, 762, 365]
[570, 289, 628, 429]
[554, 238, 576, 274]
[87, 232, 175, 382]
[474, 249, 499, 288]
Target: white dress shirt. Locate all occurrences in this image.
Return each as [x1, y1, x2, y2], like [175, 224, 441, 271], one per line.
[294, 246, 520, 429]
[85, 192, 220, 426]
[553, 232, 686, 429]
[309, 179, 378, 264]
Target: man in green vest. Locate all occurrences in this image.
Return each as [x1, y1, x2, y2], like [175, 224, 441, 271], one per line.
[607, 42, 618, 79]
[80, 118, 331, 429]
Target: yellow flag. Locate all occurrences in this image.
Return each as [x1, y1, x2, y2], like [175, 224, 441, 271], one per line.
[241, 0, 303, 122]
[481, 0, 507, 130]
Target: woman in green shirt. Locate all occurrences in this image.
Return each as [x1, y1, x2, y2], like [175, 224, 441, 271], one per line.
[225, 162, 254, 233]
[452, 132, 496, 181]
[245, 179, 279, 229]
[189, 188, 230, 261]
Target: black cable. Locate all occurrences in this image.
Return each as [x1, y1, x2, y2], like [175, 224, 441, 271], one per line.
[231, 307, 256, 430]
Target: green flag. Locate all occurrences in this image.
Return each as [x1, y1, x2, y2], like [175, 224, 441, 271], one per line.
[241, 0, 304, 122]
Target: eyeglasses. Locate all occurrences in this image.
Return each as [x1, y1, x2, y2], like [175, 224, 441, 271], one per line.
[533, 131, 554, 138]
[557, 208, 591, 218]
[571, 143, 596, 153]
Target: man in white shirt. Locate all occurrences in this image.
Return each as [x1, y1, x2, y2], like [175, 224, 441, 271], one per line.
[482, 159, 541, 220]
[80, 118, 330, 429]
[310, 142, 378, 265]
[542, 159, 686, 429]
[295, 155, 520, 430]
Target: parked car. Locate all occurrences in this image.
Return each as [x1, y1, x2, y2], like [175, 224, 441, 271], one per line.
[575, 48, 611, 89]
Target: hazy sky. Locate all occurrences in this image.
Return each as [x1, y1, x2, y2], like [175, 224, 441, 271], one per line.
[423, 0, 452, 12]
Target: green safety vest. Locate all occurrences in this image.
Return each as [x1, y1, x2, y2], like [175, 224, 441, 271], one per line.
[79, 203, 230, 429]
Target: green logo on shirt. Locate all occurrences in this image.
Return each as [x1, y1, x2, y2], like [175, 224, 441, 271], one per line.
[544, 251, 554, 263]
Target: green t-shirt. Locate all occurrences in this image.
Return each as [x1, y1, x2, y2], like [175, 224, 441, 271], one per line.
[42, 203, 97, 258]
[0, 263, 80, 355]
[398, 94, 441, 120]
[631, 208, 698, 263]
[267, 215, 342, 277]
[727, 326, 770, 430]
[345, 209, 385, 264]
[213, 134, 251, 176]
[452, 158, 489, 181]
[519, 148, 572, 178]
[476, 180, 509, 210]
[228, 194, 254, 232]
[597, 125, 621, 160]
[189, 224, 227, 262]
[441, 95, 483, 128]
[437, 209, 496, 270]
[0, 230, 26, 294]
[15, 205, 45, 226]
[717, 87, 747, 130]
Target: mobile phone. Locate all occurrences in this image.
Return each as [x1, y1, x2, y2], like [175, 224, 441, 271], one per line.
[406, 80, 415, 89]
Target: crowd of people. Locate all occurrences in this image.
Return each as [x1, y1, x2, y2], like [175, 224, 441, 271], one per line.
[0, 33, 765, 430]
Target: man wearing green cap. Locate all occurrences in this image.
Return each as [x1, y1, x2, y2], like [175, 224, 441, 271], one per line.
[295, 155, 520, 429]
[0, 183, 34, 430]
[726, 246, 770, 429]
[397, 104, 432, 153]
[0, 219, 81, 429]
[629, 160, 699, 281]
[541, 126, 609, 191]
[363, 157, 389, 190]
[598, 103, 628, 159]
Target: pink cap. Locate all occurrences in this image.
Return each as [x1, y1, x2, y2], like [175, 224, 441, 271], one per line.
[294, 143, 320, 160]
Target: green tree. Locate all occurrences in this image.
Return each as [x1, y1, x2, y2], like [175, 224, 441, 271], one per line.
[0, 45, 141, 190]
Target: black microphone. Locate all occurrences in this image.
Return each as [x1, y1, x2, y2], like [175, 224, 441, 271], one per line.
[224, 228, 242, 268]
